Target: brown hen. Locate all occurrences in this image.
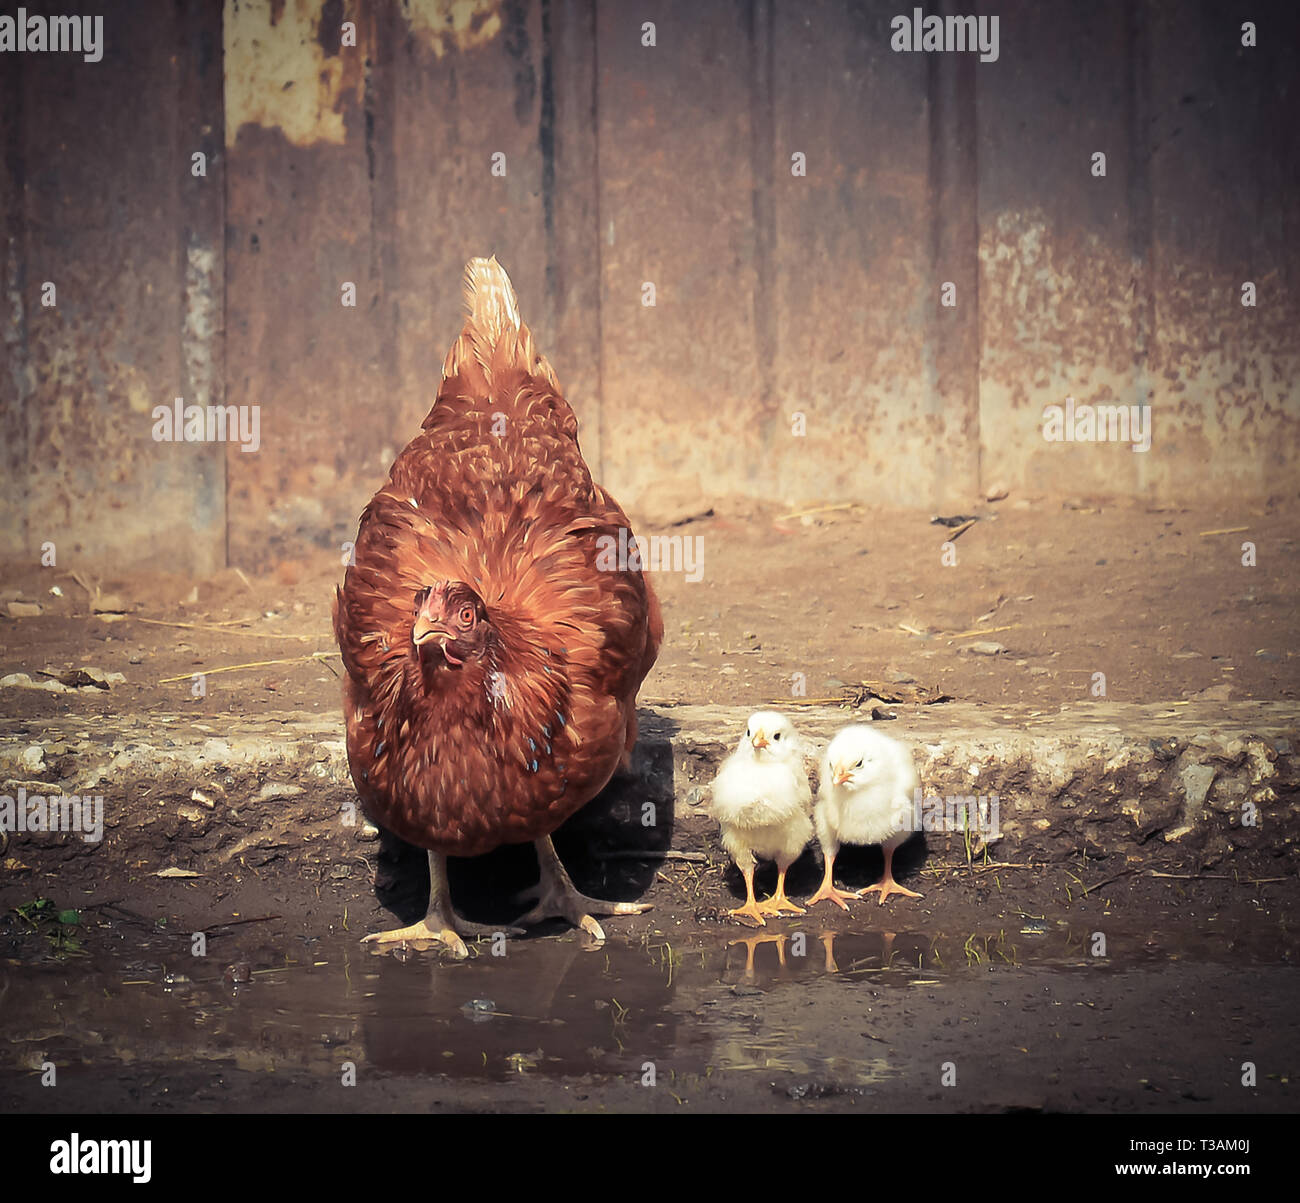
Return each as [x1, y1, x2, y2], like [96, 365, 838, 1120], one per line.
[333, 256, 662, 957]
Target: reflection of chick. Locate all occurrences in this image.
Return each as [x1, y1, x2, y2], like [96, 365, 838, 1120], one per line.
[810, 725, 923, 908]
[709, 711, 813, 926]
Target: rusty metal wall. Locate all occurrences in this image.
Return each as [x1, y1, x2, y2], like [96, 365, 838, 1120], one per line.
[0, 0, 226, 572]
[2, 0, 1297, 571]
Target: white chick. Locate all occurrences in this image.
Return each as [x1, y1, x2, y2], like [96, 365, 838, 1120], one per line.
[708, 711, 813, 926]
[810, 725, 923, 908]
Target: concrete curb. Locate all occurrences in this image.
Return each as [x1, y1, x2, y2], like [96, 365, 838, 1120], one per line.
[1, 702, 1296, 870]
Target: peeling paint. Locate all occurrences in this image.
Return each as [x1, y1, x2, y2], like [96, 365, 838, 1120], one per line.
[223, 0, 364, 147]
[183, 243, 218, 409]
[402, 0, 503, 59]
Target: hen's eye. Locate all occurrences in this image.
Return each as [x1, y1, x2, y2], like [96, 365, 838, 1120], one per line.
[458, 605, 475, 627]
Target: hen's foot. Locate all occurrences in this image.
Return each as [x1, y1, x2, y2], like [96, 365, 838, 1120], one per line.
[361, 917, 468, 960]
[860, 876, 922, 905]
[806, 882, 859, 911]
[456, 919, 527, 939]
[516, 885, 650, 940]
[362, 850, 470, 958]
[520, 836, 652, 941]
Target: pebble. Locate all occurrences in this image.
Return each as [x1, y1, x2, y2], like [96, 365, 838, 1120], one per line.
[964, 641, 1006, 656]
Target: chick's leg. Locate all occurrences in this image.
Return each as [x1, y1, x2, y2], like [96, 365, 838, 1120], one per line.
[860, 843, 923, 906]
[361, 850, 469, 959]
[727, 857, 768, 927]
[517, 835, 652, 941]
[806, 844, 859, 910]
[757, 856, 806, 915]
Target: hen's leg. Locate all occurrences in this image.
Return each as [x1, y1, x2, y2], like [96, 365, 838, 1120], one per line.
[517, 835, 652, 940]
[806, 844, 859, 910]
[859, 844, 923, 905]
[361, 850, 469, 959]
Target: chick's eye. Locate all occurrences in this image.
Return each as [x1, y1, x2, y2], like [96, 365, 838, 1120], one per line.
[855, 758, 863, 768]
[773, 732, 782, 740]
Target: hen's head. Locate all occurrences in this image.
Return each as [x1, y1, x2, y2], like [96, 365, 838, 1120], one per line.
[740, 710, 800, 763]
[412, 581, 493, 668]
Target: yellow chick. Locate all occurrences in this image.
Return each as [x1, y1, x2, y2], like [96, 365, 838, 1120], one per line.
[708, 711, 813, 926]
[809, 724, 923, 908]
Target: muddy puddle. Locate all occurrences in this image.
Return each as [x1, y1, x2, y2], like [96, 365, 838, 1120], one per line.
[2, 910, 1295, 1112]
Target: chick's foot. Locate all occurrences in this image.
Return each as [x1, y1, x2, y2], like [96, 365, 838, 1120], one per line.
[859, 876, 923, 905]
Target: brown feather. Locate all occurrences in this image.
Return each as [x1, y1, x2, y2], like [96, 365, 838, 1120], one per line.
[333, 258, 661, 858]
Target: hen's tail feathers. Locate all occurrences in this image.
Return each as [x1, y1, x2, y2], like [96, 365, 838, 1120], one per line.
[441, 255, 559, 393]
[464, 255, 520, 344]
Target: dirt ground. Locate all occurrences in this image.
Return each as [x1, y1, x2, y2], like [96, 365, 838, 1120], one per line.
[1, 495, 1297, 1114]
[0, 494, 1295, 718]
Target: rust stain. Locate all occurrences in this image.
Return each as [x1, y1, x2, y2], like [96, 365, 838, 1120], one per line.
[402, 0, 503, 59]
[223, 0, 365, 148]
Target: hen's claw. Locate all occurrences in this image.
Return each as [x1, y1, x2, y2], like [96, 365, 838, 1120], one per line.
[361, 918, 469, 960]
[363, 849, 469, 958]
[518, 836, 652, 941]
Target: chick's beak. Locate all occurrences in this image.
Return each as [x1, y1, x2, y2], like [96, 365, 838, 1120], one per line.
[751, 730, 769, 750]
[832, 763, 851, 787]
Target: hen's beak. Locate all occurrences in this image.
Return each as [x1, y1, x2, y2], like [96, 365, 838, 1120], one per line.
[412, 617, 452, 646]
[832, 763, 851, 787]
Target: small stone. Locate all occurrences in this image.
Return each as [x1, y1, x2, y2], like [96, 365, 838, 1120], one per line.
[256, 782, 304, 802]
[984, 482, 1009, 502]
[20, 745, 46, 773]
[223, 961, 252, 985]
[964, 641, 1005, 656]
[7, 601, 41, 617]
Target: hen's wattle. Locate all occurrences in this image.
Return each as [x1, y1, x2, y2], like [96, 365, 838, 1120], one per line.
[333, 256, 661, 954]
